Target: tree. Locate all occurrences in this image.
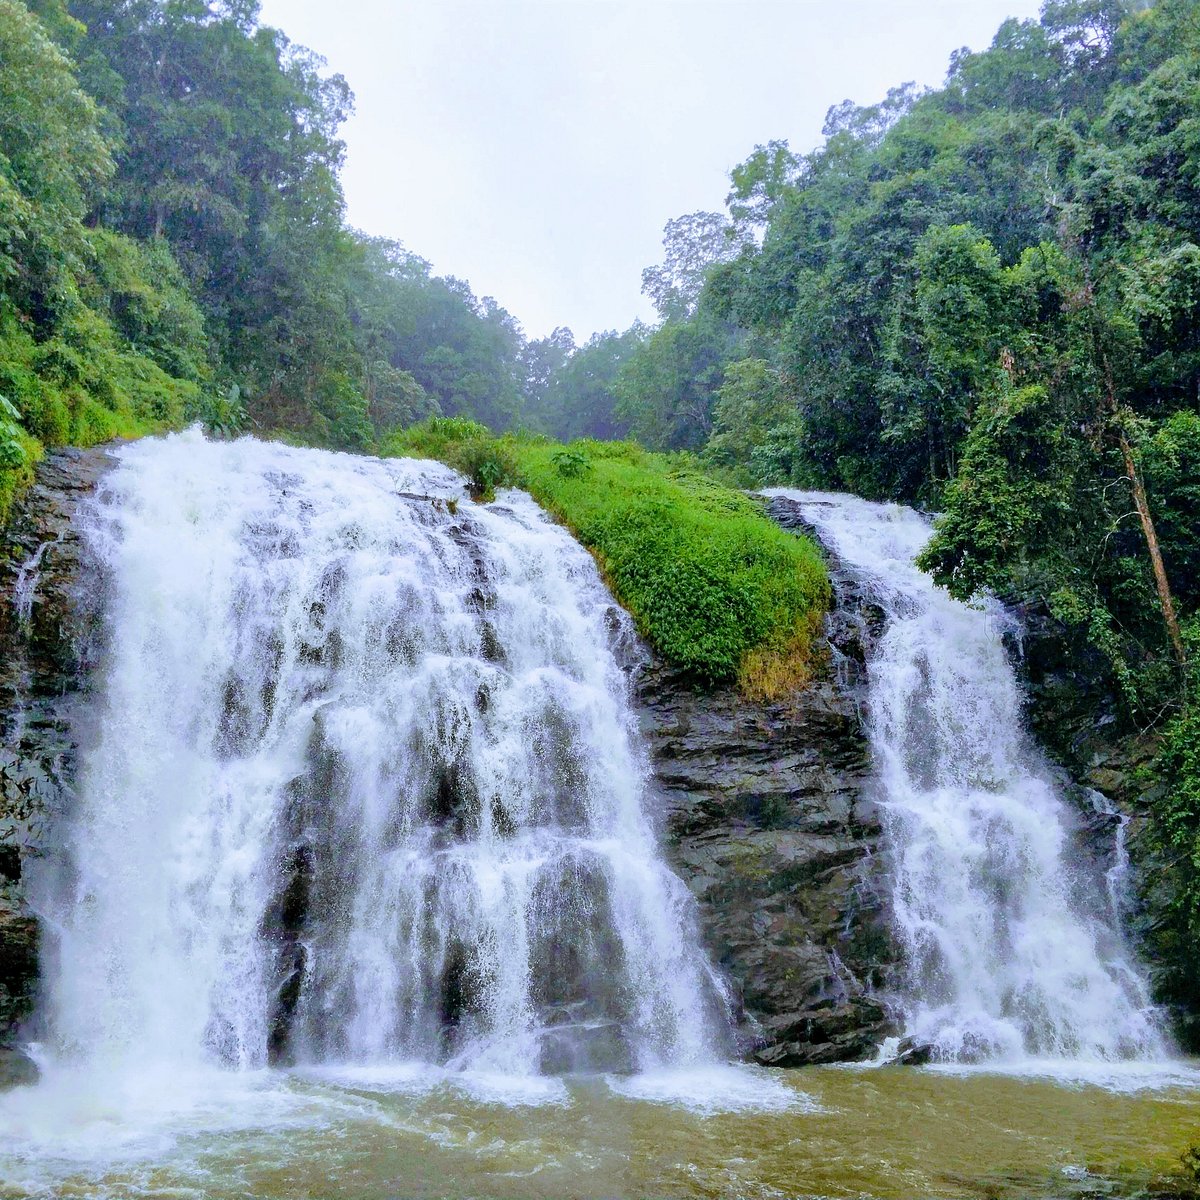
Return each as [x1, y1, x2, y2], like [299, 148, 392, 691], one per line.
[0, 0, 112, 324]
[614, 311, 737, 451]
[538, 326, 645, 441]
[641, 211, 749, 322]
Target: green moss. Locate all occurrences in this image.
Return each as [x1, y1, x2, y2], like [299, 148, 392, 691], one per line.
[384, 420, 830, 691]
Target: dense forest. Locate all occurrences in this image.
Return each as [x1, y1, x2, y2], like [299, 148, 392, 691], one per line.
[4, 0, 1200, 1021]
[0, 0, 531, 513]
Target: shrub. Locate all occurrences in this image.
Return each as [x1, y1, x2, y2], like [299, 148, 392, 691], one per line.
[385, 425, 830, 692]
[383, 417, 519, 500]
[550, 447, 591, 478]
[1147, 618, 1200, 1047]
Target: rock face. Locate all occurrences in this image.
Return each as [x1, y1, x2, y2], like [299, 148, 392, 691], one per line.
[635, 496, 901, 1066]
[636, 663, 898, 1064]
[1009, 600, 1156, 809]
[0, 446, 115, 1043]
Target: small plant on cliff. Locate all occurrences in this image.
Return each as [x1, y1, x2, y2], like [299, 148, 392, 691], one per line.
[199, 384, 248, 439]
[382, 417, 520, 501]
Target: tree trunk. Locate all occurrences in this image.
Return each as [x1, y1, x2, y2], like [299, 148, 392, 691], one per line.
[1099, 353, 1186, 667]
[1117, 427, 1186, 667]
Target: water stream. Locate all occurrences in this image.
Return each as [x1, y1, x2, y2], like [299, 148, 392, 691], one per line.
[766, 490, 1168, 1065]
[26, 431, 731, 1084]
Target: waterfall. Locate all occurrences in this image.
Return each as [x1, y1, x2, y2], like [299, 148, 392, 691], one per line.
[767, 490, 1168, 1065]
[36, 430, 727, 1079]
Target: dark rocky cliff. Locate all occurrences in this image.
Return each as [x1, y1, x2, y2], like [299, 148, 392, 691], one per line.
[636, 661, 898, 1065]
[0, 446, 113, 1054]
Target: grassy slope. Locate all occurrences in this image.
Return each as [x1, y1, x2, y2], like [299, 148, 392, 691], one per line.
[382, 421, 830, 695]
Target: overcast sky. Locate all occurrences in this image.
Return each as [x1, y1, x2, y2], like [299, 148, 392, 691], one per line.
[256, 0, 1045, 341]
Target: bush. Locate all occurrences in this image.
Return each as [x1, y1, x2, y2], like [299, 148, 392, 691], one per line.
[383, 417, 519, 500]
[1147, 618, 1200, 1047]
[385, 424, 830, 692]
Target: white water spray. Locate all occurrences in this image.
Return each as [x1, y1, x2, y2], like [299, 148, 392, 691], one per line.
[36, 431, 727, 1081]
[767, 490, 1168, 1064]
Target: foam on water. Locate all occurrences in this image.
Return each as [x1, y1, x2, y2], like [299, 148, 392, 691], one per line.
[604, 1064, 819, 1114]
[921, 1058, 1200, 1093]
[766, 490, 1171, 1068]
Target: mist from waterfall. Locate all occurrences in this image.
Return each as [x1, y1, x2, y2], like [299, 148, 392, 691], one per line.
[768, 490, 1169, 1066]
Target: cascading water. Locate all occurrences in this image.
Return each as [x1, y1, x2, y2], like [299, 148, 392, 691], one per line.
[34, 430, 728, 1083]
[767, 490, 1169, 1066]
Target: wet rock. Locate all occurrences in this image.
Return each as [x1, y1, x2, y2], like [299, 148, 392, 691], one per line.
[895, 1037, 933, 1066]
[0, 904, 38, 1038]
[0, 445, 118, 1047]
[1009, 598, 1156, 811]
[636, 507, 902, 1064]
[0, 1045, 38, 1090]
[538, 1016, 636, 1075]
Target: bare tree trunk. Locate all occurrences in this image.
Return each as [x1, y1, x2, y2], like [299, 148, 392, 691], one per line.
[1100, 355, 1186, 667]
[1117, 428, 1186, 666]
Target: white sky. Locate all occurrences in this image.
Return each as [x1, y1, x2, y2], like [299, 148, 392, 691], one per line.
[256, 0, 1046, 341]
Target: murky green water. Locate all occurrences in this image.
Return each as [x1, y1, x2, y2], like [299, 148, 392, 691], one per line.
[2, 1062, 1199, 1199]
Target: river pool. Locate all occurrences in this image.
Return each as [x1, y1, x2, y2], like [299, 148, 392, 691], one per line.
[1, 1061, 1198, 1199]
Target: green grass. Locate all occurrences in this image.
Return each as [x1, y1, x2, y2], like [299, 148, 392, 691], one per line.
[383, 420, 830, 694]
[0, 429, 42, 529]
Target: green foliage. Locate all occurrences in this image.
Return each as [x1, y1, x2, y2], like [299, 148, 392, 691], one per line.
[516, 440, 830, 688]
[1142, 410, 1200, 613]
[919, 384, 1081, 600]
[522, 325, 644, 442]
[1147, 621, 1200, 1044]
[0, 0, 537, 497]
[387, 426, 829, 689]
[0, 393, 25, 469]
[348, 238, 523, 437]
[0, 421, 39, 527]
[200, 383, 248, 439]
[382, 416, 519, 501]
[80, 230, 209, 382]
[0, 0, 112, 323]
[613, 309, 740, 452]
[703, 357, 807, 485]
[549, 447, 590, 478]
